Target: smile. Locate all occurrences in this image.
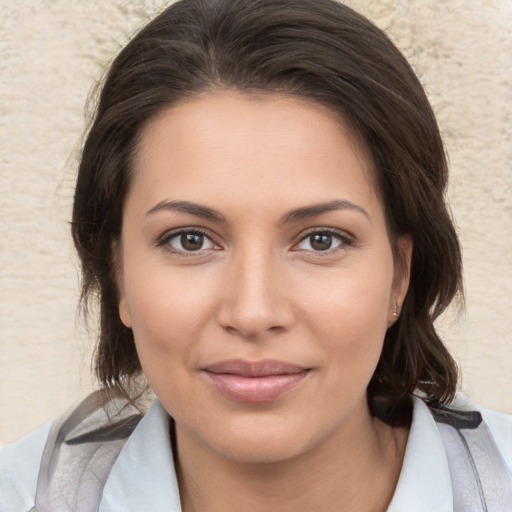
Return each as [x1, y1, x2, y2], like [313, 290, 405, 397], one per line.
[202, 359, 311, 403]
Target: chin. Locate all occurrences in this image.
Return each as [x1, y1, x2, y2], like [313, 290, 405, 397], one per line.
[203, 414, 318, 465]
[214, 435, 309, 465]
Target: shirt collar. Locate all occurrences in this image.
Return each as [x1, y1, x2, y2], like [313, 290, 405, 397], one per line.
[387, 395, 453, 511]
[99, 398, 182, 512]
[99, 395, 454, 512]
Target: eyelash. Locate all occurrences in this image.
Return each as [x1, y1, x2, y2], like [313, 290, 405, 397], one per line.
[293, 228, 354, 254]
[155, 227, 353, 256]
[155, 227, 220, 256]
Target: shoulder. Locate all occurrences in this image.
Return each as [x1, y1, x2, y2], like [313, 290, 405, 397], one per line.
[448, 392, 512, 470]
[0, 421, 53, 512]
[480, 406, 512, 471]
[388, 394, 511, 512]
[0, 391, 146, 512]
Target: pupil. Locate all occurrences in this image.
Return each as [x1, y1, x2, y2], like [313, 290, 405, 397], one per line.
[181, 233, 203, 251]
[311, 234, 332, 251]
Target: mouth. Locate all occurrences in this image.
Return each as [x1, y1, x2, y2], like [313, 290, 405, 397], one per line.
[202, 359, 311, 403]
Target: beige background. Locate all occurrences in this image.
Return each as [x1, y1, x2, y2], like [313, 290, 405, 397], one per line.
[1, 0, 511, 443]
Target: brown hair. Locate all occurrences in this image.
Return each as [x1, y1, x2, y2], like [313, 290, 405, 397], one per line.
[72, 0, 461, 424]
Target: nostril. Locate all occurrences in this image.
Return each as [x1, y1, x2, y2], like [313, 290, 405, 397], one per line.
[217, 308, 294, 339]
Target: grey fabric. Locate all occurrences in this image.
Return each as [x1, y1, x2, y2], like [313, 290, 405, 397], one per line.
[31, 393, 511, 511]
[32, 392, 142, 512]
[433, 408, 512, 512]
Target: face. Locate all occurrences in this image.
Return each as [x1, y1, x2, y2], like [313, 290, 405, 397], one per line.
[116, 92, 411, 464]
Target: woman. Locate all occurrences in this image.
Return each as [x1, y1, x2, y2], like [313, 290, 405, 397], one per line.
[1, 0, 511, 511]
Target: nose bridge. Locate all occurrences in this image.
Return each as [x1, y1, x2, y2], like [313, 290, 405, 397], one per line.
[218, 242, 293, 337]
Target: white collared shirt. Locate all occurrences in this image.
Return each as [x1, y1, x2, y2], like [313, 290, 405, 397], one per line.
[1, 396, 511, 512]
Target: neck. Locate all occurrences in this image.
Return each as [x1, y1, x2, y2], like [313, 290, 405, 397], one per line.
[175, 405, 408, 512]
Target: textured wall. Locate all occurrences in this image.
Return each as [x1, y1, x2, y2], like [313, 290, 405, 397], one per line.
[1, 0, 511, 443]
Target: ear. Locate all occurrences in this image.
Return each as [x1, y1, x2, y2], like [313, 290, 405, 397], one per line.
[390, 234, 413, 321]
[111, 239, 132, 328]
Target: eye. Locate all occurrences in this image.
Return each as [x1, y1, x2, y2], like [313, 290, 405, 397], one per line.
[295, 230, 351, 252]
[158, 229, 219, 253]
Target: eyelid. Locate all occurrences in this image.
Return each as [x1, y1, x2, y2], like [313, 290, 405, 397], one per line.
[292, 227, 354, 252]
[155, 227, 222, 254]
[154, 226, 353, 255]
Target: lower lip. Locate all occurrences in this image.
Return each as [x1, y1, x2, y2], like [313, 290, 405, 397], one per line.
[204, 371, 309, 403]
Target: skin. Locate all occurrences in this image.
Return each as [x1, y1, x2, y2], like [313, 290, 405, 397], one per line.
[116, 91, 412, 512]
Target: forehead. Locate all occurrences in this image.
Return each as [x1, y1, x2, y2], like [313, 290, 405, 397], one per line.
[128, 91, 380, 217]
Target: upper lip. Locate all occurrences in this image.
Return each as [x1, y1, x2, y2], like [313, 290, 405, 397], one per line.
[203, 359, 309, 377]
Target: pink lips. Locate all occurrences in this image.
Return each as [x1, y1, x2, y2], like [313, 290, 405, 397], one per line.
[202, 359, 310, 403]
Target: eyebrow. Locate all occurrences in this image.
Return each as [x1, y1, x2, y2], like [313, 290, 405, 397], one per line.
[145, 198, 369, 224]
[281, 200, 370, 224]
[146, 200, 227, 222]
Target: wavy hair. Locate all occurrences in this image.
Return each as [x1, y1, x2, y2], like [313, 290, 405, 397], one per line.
[72, 0, 462, 425]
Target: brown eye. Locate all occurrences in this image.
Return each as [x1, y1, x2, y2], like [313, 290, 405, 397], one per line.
[310, 234, 334, 251]
[180, 233, 205, 251]
[165, 230, 217, 253]
[295, 230, 350, 252]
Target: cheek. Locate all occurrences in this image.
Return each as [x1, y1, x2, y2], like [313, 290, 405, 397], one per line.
[126, 279, 208, 408]
[302, 262, 393, 372]
[122, 263, 217, 372]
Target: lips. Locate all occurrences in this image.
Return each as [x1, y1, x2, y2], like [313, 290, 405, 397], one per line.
[202, 359, 310, 403]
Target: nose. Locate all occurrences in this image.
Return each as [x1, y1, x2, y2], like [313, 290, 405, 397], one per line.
[216, 248, 296, 339]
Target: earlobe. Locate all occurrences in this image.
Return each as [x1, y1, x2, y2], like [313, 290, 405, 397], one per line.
[388, 235, 413, 326]
[118, 296, 133, 328]
[395, 234, 413, 301]
[111, 239, 132, 328]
